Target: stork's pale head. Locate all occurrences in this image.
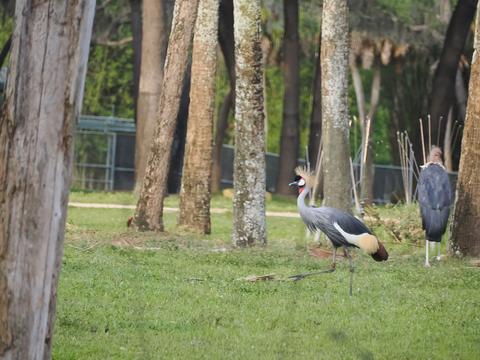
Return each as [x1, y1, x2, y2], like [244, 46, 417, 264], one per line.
[289, 175, 306, 193]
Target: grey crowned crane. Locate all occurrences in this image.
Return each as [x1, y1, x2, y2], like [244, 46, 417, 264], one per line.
[289, 167, 388, 295]
[418, 147, 452, 267]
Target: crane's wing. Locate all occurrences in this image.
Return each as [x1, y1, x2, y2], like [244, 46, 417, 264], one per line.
[300, 206, 372, 246]
[418, 164, 452, 210]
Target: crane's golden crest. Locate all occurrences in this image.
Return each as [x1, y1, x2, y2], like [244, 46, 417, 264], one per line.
[294, 166, 316, 188]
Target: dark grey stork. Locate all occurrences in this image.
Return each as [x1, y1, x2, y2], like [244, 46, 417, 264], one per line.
[288, 167, 388, 295]
[418, 147, 452, 267]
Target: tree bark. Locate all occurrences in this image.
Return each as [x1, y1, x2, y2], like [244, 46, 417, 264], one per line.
[134, 0, 168, 192]
[178, 0, 219, 234]
[428, 0, 477, 146]
[129, 0, 142, 120]
[450, 6, 480, 257]
[133, 0, 199, 231]
[211, 90, 233, 192]
[308, 32, 322, 169]
[232, 0, 266, 247]
[276, 0, 300, 195]
[212, 0, 235, 192]
[361, 64, 381, 205]
[321, 0, 352, 212]
[0, 1, 95, 358]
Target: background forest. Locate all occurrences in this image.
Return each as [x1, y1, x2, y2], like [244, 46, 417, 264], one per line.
[0, 0, 467, 168]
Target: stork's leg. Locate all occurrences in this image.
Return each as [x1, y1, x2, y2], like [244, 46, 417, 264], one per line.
[344, 247, 354, 296]
[425, 240, 431, 267]
[436, 242, 441, 261]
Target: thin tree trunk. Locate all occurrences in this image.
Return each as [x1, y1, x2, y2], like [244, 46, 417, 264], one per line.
[321, 0, 351, 212]
[428, 0, 478, 145]
[276, 0, 300, 195]
[178, 0, 219, 234]
[133, 0, 199, 231]
[134, 0, 168, 192]
[450, 6, 480, 257]
[443, 107, 453, 171]
[361, 64, 381, 205]
[232, 0, 266, 247]
[129, 0, 142, 120]
[212, 0, 235, 192]
[308, 32, 322, 168]
[212, 90, 233, 192]
[0, 1, 95, 358]
[455, 66, 468, 122]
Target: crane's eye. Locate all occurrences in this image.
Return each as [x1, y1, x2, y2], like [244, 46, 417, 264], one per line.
[297, 178, 306, 187]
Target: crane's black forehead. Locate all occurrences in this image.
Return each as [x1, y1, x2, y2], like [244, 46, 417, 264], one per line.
[294, 175, 302, 181]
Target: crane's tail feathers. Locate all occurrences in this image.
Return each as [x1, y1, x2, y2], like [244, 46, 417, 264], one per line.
[371, 241, 389, 261]
[294, 166, 316, 188]
[356, 234, 389, 261]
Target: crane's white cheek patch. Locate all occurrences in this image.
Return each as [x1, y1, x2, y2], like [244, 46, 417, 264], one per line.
[333, 222, 379, 254]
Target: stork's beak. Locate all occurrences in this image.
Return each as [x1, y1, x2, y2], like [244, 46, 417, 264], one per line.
[289, 181, 298, 187]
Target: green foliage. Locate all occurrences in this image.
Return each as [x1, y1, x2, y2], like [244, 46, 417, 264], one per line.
[83, 45, 135, 118]
[54, 194, 480, 358]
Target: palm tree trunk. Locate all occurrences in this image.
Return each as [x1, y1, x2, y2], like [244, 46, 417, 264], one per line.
[450, 5, 480, 257]
[0, 1, 95, 357]
[133, 0, 199, 231]
[321, 0, 351, 212]
[232, 0, 266, 247]
[134, 0, 168, 192]
[276, 0, 300, 195]
[428, 0, 478, 145]
[178, 0, 219, 234]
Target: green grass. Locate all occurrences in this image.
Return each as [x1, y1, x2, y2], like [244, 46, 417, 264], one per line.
[53, 192, 480, 359]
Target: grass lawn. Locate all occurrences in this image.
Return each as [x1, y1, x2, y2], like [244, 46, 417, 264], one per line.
[53, 191, 480, 359]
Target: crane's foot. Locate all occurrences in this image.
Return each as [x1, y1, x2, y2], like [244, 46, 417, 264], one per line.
[424, 261, 431, 268]
[288, 267, 336, 282]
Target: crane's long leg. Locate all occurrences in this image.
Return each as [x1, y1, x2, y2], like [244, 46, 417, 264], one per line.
[425, 240, 430, 267]
[436, 242, 441, 261]
[344, 247, 354, 296]
[289, 248, 337, 281]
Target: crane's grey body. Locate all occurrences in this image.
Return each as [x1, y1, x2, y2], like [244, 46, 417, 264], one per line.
[297, 187, 371, 249]
[418, 162, 452, 266]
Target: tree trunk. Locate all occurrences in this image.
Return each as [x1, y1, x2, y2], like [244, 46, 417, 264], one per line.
[178, 0, 219, 234]
[212, 0, 235, 192]
[133, 0, 199, 231]
[443, 107, 453, 171]
[308, 32, 322, 169]
[212, 90, 233, 192]
[134, 0, 168, 192]
[0, 1, 95, 358]
[428, 0, 477, 146]
[361, 64, 381, 205]
[450, 6, 480, 257]
[321, 0, 351, 212]
[232, 0, 266, 247]
[129, 0, 142, 121]
[276, 0, 300, 195]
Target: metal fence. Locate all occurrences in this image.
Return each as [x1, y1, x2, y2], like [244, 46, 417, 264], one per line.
[73, 116, 135, 191]
[73, 116, 457, 203]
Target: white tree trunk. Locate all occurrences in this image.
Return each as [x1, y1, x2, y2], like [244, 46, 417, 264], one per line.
[232, 0, 267, 246]
[321, 0, 352, 211]
[0, 1, 95, 358]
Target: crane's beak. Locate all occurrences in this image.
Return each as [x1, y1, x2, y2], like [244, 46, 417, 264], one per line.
[288, 181, 298, 187]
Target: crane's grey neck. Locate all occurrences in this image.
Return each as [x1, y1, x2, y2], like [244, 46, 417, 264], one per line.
[297, 186, 311, 209]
